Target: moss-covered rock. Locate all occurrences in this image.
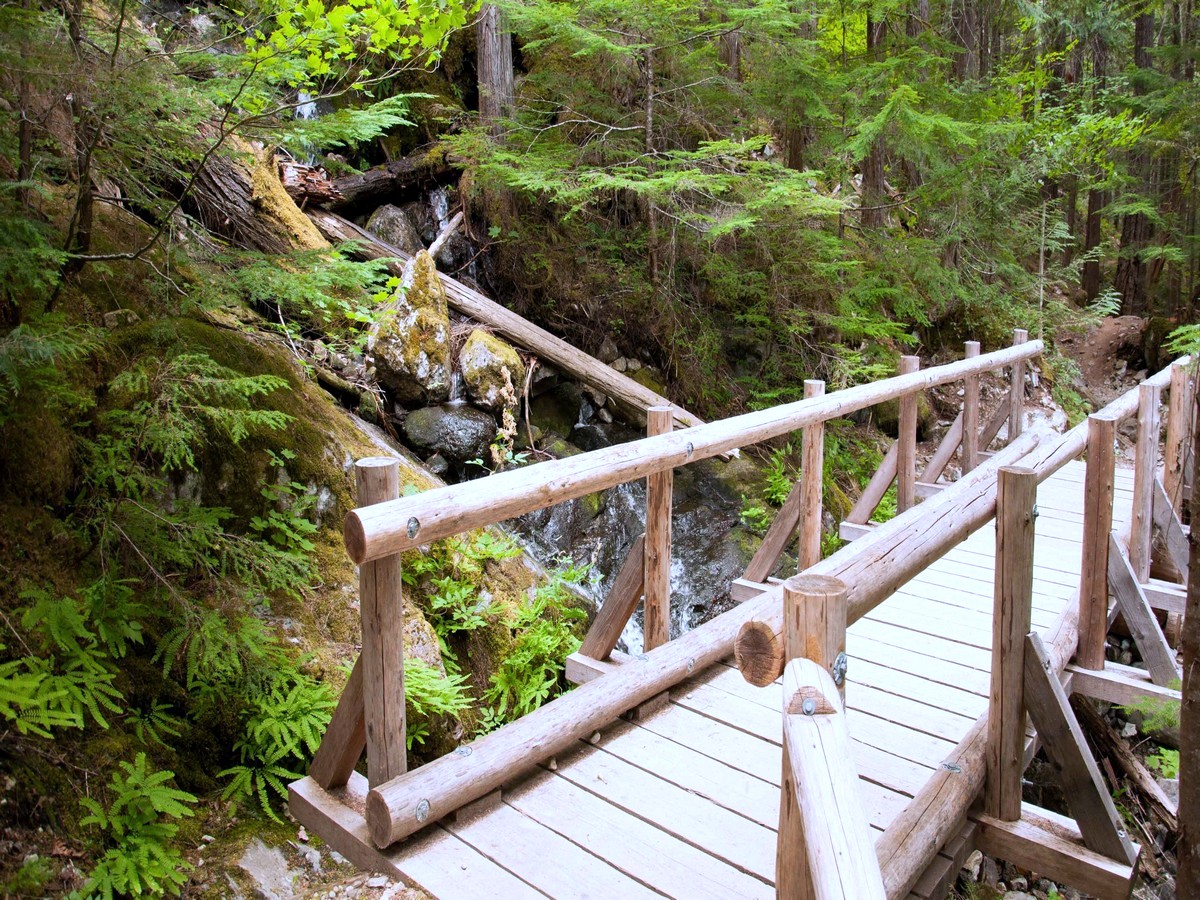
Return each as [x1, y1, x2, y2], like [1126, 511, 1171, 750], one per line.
[372, 251, 452, 406]
[459, 329, 525, 412]
[366, 204, 425, 255]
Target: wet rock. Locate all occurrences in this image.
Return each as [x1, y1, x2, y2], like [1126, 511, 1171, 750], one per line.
[237, 838, 298, 900]
[372, 251, 451, 406]
[401, 200, 439, 245]
[434, 233, 474, 271]
[366, 205, 424, 255]
[459, 329, 525, 412]
[424, 452, 450, 477]
[403, 405, 496, 463]
[530, 384, 584, 438]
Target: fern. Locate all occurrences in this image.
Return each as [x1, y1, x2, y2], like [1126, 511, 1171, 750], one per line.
[404, 658, 472, 750]
[0, 654, 77, 738]
[77, 753, 196, 899]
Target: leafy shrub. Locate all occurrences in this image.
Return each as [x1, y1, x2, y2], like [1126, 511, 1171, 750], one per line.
[404, 658, 473, 750]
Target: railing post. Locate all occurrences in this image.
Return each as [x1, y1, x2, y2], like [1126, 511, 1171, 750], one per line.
[962, 341, 981, 473]
[356, 458, 406, 787]
[1077, 414, 1116, 671]
[778, 574, 849, 898]
[1009, 328, 1028, 441]
[1130, 383, 1161, 583]
[898, 355, 920, 513]
[782, 574, 848, 704]
[643, 405, 674, 650]
[985, 466, 1037, 822]
[799, 380, 826, 571]
[1164, 361, 1193, 515]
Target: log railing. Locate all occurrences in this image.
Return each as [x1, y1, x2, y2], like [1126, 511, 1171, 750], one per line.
[842, 329, 1030, 534]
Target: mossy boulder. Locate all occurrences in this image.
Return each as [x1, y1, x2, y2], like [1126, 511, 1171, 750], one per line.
[871, 391, 936, 440]
[404, 404, 497, 462]
[459, 329, 526, 412]
[372, 251, 452, 406]
[366, 204, 424, 255]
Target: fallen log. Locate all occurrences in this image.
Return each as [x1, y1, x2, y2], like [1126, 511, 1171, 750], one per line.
[308, 208, 706, 432]
[326, 150, 452, 214]
[279, 158, 343, 207]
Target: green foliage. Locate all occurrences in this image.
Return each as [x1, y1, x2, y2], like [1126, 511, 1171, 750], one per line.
[872, 486, 899, 525]
[220, 674, 334, 820]
[77, 753, 196, 899]
[764, 445, 797, 507]
[1147, 747, 1179, 780]
[1122, 691, 1182, 734]
[404, 658, 473, 749]
[250, 450, 320, 554]
[481, 563, 587, 727]
[3, 855, 55, 895]
[738, 499, 772, 534]
[0, 318, 99, 415]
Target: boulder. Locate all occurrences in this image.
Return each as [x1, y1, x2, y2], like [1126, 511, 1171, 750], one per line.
[372, 251, 452, 406]
[403, 405, 497, 463]
[459, 329, 526, 412]
[365, 204, 424, 255]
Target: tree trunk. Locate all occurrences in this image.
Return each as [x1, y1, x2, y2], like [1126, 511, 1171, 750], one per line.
[951, 0, 979, 79]
[719, 27, 742, 81]
[861, 16, 888, 228]
[1178, 386, 1200, 896]
[476, 5, 514, 134]
[1114, 12, 1155, 315]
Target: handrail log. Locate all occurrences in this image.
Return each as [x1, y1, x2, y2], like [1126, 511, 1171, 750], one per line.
[345, 341, 1044, 564]
[778, 659, 886, 899]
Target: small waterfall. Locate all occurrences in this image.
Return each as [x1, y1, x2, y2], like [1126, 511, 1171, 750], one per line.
[446, 371, 466, 406]
[295, 92, 318, 120]
[430, 186, 451, 231]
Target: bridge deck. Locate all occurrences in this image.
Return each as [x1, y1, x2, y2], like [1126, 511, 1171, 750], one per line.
[324, 461, 1133, 899]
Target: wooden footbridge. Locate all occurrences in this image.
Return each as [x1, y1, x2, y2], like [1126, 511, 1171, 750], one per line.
[291, 335, 1192, 899]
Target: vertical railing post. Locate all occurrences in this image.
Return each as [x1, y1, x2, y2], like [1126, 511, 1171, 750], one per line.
[1130, 382, 1161, 583]
[777, 574, 849, 898]
[799, 380, 826, 571]
[643, 405, 674, 651]
[1164, 361, 1193, 515]
[1077, 414, 1116, 670]
[985, 466, 1037, 822]
[356, 457, 406, 787]
[897, 355, 920, 513]
[962, 341, 981, 473]
[782, 575, 848, 705]
[1009, 328, 1028, 441]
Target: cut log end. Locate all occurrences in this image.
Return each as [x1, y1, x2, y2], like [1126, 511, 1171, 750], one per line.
[344, 513, 368, 566]
[366, 788, 398, 849]
[734, 620, 784, 687]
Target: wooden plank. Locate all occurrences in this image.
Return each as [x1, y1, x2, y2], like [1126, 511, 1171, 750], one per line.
[1152, 477, 1189, 579]
[447, 799, 662, 898]
[846, 443, 898, 525]
[552, 738, 779, 881]
[288, 774, 545, 897]
[1130, 382, 1161, 582]
[839, 520, 875, 542]
[920, 411, 963, 485]
[506, 767, 772, 899]
[898, 356, 921, 513]
[309, 657, 365, 789]
[578, 535, 646, 660]
[1107, 534, 1180, 686]
[986, 466, 1037, 821]
[907, 819, 975, 900]
[564, 648, 630, 685]
[1143, 579, 1187, 614]
[850, 619, 993, 674]
[356, 458, 406, 787]
[743, 482, 803, 583]
[1066, 663, 1183, 707]
[778, 659, 886, 900]
[347, 342, 1045, 563]
[962, 341, 981, 473]
[1009, 329, 1028, 440]
[1022, 633, 1137, 864]
[1163, 360, 1193, 513]
[644, 407, 674, 651]
[799, 379, 826, 570]
[979, 396, 1012, 453]
[1077, 414, 1116, 670]
[847, 633, 990, 697]
[972, 806, 1136, 900]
